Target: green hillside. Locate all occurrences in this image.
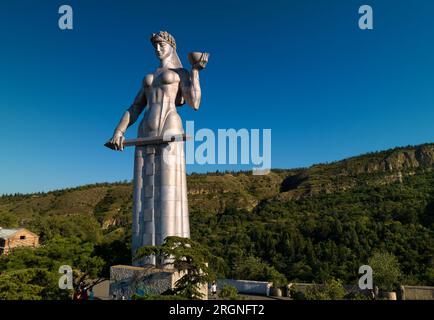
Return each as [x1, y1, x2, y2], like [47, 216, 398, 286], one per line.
[1, 143, 434, 298]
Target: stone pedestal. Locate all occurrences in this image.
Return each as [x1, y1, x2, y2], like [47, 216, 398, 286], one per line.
[109, 265, 207, 300]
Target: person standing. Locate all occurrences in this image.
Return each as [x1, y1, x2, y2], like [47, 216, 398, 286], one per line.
[211, 282, 217, 298]
[81, 287, 88, 300]
[88, 287, 94, 300]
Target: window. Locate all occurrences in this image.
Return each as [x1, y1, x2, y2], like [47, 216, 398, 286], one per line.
[20, 235, 26, 240]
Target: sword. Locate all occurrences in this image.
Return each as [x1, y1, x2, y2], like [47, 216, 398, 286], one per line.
[104, 133, 190, 150]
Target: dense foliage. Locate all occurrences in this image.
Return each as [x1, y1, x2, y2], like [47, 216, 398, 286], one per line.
[192, 171, 434, 286]
[0, 236, 107, 299]
[1, 144, 434, 299]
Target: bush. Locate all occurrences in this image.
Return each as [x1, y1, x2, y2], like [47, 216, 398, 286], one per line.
[289, 285, 306, 300]
[291, 290, 306, 300]
[304, 278, 346, 300]
[219, 285, 239, 300]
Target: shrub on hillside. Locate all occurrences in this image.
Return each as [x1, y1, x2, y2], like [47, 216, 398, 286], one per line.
[304, 278, 346, 300]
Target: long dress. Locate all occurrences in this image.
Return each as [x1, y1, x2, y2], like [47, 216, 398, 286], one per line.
[131, 68, 190, 266]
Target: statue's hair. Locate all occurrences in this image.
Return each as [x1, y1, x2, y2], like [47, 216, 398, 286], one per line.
[150, 31, 176, 49]
[150, 30, 182, 69]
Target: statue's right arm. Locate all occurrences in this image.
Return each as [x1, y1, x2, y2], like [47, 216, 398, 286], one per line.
[116, 86, 147, 132]
[109, 82, 147, 151]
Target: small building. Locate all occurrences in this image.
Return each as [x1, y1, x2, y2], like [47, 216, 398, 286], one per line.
[0, 227, 39, 255]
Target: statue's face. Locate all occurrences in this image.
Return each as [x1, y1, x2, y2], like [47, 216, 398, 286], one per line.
[154, 41, 172, 61]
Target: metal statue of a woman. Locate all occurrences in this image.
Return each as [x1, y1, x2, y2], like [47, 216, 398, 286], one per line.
[105, 31, 209, 266]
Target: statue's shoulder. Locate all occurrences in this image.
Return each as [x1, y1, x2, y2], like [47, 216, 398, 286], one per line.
[173, 67, 189, 78]
[142, 73, 154, 87]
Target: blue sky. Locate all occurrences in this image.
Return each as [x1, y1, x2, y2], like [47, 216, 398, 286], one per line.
[1, 0, 434, 194]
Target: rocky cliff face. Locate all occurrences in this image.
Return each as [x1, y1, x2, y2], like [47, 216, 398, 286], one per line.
[383, 145, 434, 171]
[277, 144, 434, 201]
[353, 144, 434, 174]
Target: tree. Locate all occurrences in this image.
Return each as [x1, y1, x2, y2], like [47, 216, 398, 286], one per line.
[368, 251, 402, 292]
[134, 236, 213, 299]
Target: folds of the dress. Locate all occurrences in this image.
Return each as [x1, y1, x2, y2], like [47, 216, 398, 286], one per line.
[132, 140, 190, 266]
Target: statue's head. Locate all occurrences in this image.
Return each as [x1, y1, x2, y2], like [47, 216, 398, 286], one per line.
[150, 31, 181, 67]
[151, 31, 176, 50]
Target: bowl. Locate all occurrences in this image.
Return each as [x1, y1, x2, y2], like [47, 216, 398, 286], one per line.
[188, 52, 208, 66]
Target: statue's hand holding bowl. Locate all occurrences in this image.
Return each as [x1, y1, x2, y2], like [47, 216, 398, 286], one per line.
[188, 52, 209, 71]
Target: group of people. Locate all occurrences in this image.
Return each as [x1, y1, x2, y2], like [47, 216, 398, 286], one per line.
[72, 282, 94, 300]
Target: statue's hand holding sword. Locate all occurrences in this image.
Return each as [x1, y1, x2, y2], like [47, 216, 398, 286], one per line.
[105, 133, 190, 151]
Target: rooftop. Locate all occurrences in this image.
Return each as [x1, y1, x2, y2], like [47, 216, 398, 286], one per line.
[0, 228, 21, 239]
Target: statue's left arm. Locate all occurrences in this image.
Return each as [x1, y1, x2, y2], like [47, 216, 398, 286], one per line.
[179, 68, 201, 110]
